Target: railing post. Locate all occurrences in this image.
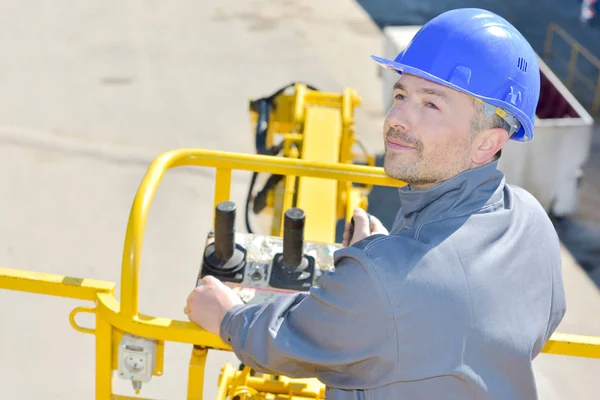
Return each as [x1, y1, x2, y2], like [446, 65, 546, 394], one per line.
[543, 24, 555, 60]
[187, 346, 208, 399]
[213, 168, 232, 226]
[214, 168, 232, 208]
[566, 45, 579, 90]
[95, 314, 113, 400]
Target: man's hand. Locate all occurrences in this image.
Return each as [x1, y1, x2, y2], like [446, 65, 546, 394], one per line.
[184, 275, 244, 335]
[342, 208, 388, 246]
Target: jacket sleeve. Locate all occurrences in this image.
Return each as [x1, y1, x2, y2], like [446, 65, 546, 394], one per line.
[219, 245, 397, 388]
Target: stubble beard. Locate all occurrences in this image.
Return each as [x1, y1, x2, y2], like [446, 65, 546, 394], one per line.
[383, 147, 438, 187]
[383, 129, 438, 187]
[383, 129, 472, 187]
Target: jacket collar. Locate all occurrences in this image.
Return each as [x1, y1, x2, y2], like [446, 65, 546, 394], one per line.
[396, 161, 505, 230]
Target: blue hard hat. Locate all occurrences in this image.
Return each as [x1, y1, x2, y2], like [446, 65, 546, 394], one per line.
[372, 8, 540, 142]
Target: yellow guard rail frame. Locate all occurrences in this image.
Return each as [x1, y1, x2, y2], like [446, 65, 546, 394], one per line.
[1, 148, 600, 399]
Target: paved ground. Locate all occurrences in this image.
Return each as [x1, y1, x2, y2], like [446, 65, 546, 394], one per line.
[0, 1, 598, 399]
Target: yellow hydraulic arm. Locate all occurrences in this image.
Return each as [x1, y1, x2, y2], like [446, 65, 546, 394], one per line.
[245, 83, 374, 243]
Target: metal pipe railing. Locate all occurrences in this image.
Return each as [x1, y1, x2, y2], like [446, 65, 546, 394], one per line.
[118, 148, 405, 317]
[543, 23, 600, 115]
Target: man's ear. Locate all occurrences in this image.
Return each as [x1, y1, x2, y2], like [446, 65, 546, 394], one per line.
[472, 128, 508, 165]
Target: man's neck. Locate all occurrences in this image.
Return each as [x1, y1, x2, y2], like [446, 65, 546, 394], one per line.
[406, 160, 496, 191]
[396, 161, 504, 229]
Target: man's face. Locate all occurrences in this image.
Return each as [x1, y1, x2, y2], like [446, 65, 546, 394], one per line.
[383, 74, 477, 189]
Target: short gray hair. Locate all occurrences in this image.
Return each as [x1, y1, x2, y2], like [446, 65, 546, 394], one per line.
[470, 99, 512, 136]
[470, 99, 516, 160]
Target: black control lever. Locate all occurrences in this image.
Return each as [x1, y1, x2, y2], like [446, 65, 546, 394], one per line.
[282, 208, 306, 270]
[201, 201, 247, 283]
[269, 208, 315, 291]
[215, 201, 236, 260]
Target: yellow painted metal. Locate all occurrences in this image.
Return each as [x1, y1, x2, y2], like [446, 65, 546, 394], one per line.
[216, 366, 325, 399]
[278, 145, 300, 236]
[216, 363, 236, 400]
[296, 106, 341, 243]
[0, 266, 115, 300]
[187, 346, 209, 399]
[294, 84, 307, 127]
[184, 149, 396, 182]
[339, 88, 360, 166]
[543, 23, 600, 116]
[4, 263, 600, 353]
[542, 332, 600, 359]
[214, 168, 232, 210]
[248, 84, 372, 238]
[230, 366, 253, 399]
[271, 180, 286, 237]
[69, 306, 97, 335]
[280, 174, 298, 235]
[345, 183, 366, 223]
[112, 396, 160, 400]
[96, 292, 229, 349]
[96, 311, 113, 400]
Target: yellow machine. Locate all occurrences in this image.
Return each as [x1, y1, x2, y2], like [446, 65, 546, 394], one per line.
[244, 82, 374, 241]
[1, 83, 599, 399]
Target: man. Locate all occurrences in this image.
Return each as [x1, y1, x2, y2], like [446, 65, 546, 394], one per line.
[185, 8, 566, 399]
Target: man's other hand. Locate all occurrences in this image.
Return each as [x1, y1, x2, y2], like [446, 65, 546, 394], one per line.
[342, 208, 388, 247]
[184, 276, 243, 335]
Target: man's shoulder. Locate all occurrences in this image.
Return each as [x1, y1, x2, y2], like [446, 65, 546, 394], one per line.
[504, 182, 547, 213]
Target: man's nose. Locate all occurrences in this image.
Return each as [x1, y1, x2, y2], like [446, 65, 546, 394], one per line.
[385, 101, 412, 132]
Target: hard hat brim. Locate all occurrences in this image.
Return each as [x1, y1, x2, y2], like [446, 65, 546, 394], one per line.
[371, 55, 532, 142]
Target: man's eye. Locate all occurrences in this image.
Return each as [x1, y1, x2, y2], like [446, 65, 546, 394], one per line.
[394, 93, 406, 100]
[425, 102, 439, 110]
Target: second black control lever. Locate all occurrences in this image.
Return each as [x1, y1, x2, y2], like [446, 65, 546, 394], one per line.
[269, 207, 315, 291]
[282, 208, 307, 271]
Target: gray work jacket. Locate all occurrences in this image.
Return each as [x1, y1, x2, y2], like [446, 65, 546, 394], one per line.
[220, 162, 566, 399]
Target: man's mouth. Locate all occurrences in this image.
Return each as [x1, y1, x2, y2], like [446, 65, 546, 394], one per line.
[386, 135, 417, 151]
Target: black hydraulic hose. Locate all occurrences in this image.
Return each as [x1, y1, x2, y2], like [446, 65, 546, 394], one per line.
[253, 82, 318, 156]
[255, 99, 271, 155]
[246, 82, 319, 234]
[245, 143, 284, 234]
[245, 172, 259, 234]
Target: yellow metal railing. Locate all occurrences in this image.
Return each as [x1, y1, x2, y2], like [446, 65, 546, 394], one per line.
[2, 149, 600, 399]
[119, 149, 403, 319]
[543, 22, 600, 116]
